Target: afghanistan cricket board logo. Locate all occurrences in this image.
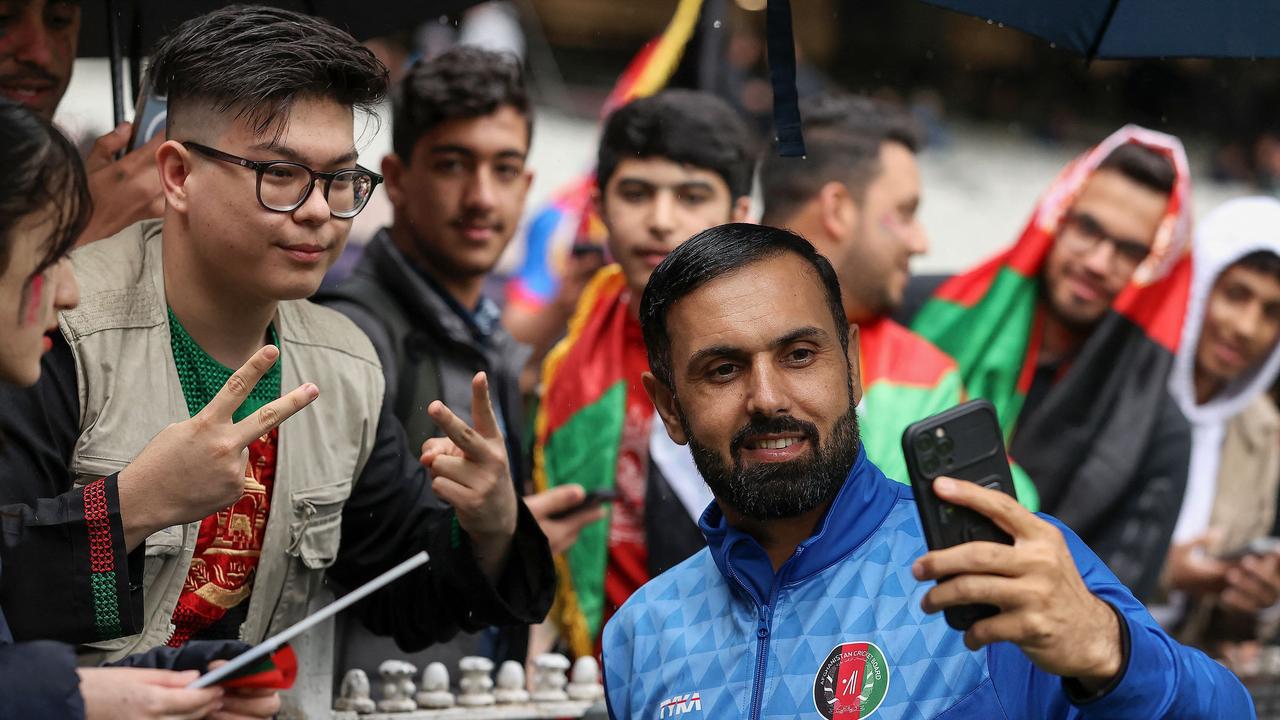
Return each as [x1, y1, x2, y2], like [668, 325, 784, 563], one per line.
[812, 641, 890, 719]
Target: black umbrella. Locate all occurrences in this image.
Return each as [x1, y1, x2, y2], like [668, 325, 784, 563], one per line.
[78, 1, 483, 125]
[763, 0, 1280, 159]
[918, 0, 1280, 60]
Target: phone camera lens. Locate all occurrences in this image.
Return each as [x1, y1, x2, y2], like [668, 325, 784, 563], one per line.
[922, 455, 939, 474]
[915, 434, 935, 452]
[937, 436, 955, 455]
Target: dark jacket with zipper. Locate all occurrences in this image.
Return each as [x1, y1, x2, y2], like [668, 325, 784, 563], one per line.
[318, 228, 534, 673]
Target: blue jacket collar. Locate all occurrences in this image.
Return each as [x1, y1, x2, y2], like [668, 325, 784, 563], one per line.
[700, 445, 905, 606]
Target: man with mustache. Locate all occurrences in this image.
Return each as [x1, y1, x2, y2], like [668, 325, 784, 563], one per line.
[321, 46, 598, 671]
[603, 222, 1252, 719]
[531, 90, 754, 659]
[759, 93, 966, 487]
[0, 0, 165, 244]
[909, 128, 1194, 601]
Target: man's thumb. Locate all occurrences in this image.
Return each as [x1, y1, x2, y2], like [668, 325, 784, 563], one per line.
[535, 484, 587, 513]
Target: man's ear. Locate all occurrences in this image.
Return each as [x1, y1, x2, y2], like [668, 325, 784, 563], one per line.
[820, 181, 857, 246]
[642, 371, 688, 445]
[156, 140, 193, 214]
[847, 323, 863, 407]
[381, 153, 406, 207]
[731, 196, 752, 223]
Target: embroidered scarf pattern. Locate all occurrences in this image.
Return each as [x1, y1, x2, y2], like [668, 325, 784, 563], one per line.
[166, 308, 281, 645]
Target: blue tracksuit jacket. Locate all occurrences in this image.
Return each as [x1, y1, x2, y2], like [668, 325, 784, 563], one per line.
[602, 448, 1254, 719]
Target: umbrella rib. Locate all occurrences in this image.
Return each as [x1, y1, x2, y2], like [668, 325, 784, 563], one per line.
[1086, 0, 1123, 60]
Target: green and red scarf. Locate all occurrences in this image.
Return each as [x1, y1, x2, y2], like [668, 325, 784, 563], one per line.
[533, 265, 640, 658]
[912, 125, 1193, 526]
[856, 316, 969, 490]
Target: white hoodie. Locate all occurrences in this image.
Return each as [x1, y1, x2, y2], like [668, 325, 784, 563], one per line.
[1169, 196, 1280, 545]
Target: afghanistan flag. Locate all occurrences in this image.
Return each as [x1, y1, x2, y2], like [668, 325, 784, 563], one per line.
[911, 125, 1193, 592]
[532, 266, 635, 658]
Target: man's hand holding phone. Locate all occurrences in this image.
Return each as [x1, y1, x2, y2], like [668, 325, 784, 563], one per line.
[913, 477, 1124, 693]
[78, 121, 166, 246]
[524, 485, 611, 556]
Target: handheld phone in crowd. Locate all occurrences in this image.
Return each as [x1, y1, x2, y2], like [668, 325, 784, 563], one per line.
[1217, 536, 1280, 562]
[127, 76, 168, 153]
[548, 488, 618, 520]
[902, 399, 1018, 631]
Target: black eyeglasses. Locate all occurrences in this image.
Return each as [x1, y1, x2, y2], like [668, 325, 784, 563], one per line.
[1059, 210, 1153, 272]
[182, 142, 382, 219]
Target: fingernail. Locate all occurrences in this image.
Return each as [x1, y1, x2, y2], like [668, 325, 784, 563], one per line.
[911, 560, 923, 579]
[115, 121, 130, 133]
[305, 383, 319, 399]
[934, 477, 954, 493]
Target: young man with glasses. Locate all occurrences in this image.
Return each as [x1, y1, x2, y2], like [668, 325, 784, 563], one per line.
[0, 7, 553, 713]
[908, 127, 1194, 601]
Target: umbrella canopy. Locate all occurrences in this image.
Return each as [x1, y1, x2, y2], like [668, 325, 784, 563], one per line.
[918, 0, 1280, 59]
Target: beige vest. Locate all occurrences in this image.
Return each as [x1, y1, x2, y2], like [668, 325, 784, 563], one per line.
[60, 220, 384, 666]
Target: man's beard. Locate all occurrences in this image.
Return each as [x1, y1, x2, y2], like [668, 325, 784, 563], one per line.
[678, 397, 861, 521]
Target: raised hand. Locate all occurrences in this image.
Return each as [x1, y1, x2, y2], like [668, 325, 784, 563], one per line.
[911, 477, 1123, 693]
[78, 123, 166, 246]
[419, 372, 519, 582]
[118, 345, 319, 549]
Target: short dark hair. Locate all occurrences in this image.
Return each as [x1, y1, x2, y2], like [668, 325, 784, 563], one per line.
[1097, 142, 1176, 196]
[393, 46, 531, 160]
[0, 100, 90, 282]
[760, 93, 921, 224]
[1233, 250, 1280, 284]
[640, 223, 848, 389]
[597, 89, 754, 200]
[148, 5, 389, 138]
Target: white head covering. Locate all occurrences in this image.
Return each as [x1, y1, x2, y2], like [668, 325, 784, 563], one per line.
[1169, 196, 1280, 543]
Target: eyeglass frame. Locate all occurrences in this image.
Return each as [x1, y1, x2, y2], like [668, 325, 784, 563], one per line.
[181, 141, 383, 219]
[1057, 209, 1153, 272]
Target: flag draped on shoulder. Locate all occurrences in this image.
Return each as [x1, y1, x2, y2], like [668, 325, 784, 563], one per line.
[532, 266, 634, 657]
[912, 125, 1193, 536]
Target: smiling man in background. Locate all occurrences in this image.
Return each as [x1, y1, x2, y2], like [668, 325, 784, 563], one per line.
[0, 0, 165, 243]
[532, 89, 754, 658]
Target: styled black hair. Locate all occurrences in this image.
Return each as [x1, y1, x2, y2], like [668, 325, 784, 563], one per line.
[148, 5, 389, 137]
[1233, 249, 1280, 284]
[0, 99, 90, 283]
[393, 46, 531, 160]
[1097, 142, 1176, 195]
[640, 223, 848, 389]
[760, 93, 921, 224]
[597, 89, 754, 200]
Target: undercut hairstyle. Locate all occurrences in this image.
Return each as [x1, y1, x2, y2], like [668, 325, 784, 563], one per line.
[597, 89, 754, 200]
[1233, 249, 1280, 284]
[1096, 142, 1177, 196]
[640, 223, 848, 389]
[147, 5, 389, 138]
[760, 93, 921, 225]
[0, 99, 90, 282]
[393, 46, 531, 161]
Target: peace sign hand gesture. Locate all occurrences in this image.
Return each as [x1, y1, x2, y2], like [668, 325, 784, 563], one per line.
[420, 372, 519, 582]
[118, 345, 319, 549]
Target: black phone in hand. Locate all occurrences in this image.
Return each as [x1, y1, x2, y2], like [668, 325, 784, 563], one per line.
[902, 399, 1018, 631]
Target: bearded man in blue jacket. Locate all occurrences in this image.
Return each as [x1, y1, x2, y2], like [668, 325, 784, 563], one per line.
[601, 222, 1254, 719]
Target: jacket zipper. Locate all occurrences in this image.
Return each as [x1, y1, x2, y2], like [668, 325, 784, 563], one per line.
[729, 559, 787, 720]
